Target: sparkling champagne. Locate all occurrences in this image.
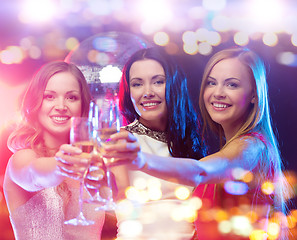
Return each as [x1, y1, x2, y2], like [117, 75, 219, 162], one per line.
[97, 128, 118, 165]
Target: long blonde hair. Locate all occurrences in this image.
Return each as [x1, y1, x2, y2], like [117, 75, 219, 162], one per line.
[199, 47, 288, 237]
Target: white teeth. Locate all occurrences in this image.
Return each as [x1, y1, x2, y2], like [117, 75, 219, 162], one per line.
[213, 103, 228, 108]
[143, 102, 158, 107]
[52, 116, 68, 121]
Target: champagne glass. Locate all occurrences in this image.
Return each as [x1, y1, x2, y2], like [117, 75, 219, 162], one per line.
[96, 95, 120, 211]
[84, 101, 108, 205]
[64, 117, 95, 226]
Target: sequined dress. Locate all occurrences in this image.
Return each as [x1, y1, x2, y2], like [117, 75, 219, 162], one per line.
[116, 120, 195, 240]
[9, 183, 105, 240]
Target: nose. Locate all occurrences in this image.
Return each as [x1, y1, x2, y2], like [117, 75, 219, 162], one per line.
[213, 85, 226, 99]
[143, 84, 155, 98]
[55, 98, 67, 111]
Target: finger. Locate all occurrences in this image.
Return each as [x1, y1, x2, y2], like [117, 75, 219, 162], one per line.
[102, 152, 139, 161]
[110, 131, 137, 142]
[104, 141, 140, 152]
[56, 153, 89, 166]
[56, 165, 83, 180]
[59, 144, 82, 155]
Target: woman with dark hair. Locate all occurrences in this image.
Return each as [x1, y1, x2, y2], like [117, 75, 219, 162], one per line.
[4, 61, 105, 240]
[113, 47, 207, 239]
[108, 47, 289, 240]
[119, 47, 206, 159]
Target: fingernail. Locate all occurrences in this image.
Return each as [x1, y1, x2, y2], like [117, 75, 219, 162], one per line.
[80, 158, 89, 164]
[75, 148, 82, 154]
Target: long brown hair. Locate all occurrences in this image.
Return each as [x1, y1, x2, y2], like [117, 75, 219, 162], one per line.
[8, 61, 92, 155]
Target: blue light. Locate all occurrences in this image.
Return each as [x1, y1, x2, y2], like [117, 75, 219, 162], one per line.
[224, 181, 249, 195]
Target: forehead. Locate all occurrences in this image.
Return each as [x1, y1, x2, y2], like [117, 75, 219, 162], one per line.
[45, 72, 80, 91]
[129, 59, 164, 78]
[210, 58, 251, 80]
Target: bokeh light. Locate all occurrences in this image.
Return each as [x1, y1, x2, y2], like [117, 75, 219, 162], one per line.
[153, 32, 170, 46]
[19, 0, 56, 24]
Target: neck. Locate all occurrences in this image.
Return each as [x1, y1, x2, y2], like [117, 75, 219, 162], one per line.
[42, 132, 69, 153]
[138, 118, 167, 132]
[222, 124, 241, 142]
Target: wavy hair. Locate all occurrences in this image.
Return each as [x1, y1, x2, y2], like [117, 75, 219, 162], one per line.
[119, 47, 207, 159]
[199, 47, 288, 238]
[8, 61, 92, 155]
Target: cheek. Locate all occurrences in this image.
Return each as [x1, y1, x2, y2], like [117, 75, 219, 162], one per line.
[237, 93, 252, 107]
[203, 89, 210, 103]
[74, 102, 82, 116]
[130, 89, 141, 105]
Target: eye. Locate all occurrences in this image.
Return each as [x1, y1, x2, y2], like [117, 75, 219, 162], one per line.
[67, 94, 80, 101]
[43, 94, 54, 100]
[154, 79, 165, 85]
[130, 82, 142, 88]
[206, 80, 216, 87]
[226, 82, 239, 88]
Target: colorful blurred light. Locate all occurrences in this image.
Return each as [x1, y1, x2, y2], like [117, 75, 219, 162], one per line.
[65, 37, 79, 51]
[262, 33, 278, 46]
[261, 181, 274, 195]
[175, 186, 190, 200]
[231, 215, 252, 236]
[198, 42, 212, 55]
[248, 0, 285, 32]
[19, 0, 56, 23]
[267, 222, 280, 239]
[0, 46, 24, 64]
[211, 15, 231, 32]
[234, 32, 249, 46]
[249, 229, 268, 240]
[224, 181, 249, 195]
[202, 0, 226, 11]
[183, 43, 199, 55]
[153, 32, 170, 46]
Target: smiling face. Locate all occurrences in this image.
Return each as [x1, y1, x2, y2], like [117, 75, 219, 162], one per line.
[129, 59, 167, 131]
[203, 57, 255, 136]
[38, 71, 82, 143]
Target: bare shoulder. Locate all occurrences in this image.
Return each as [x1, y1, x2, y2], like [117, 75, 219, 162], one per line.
[230, 135, 265, 152]
[220, 134, 266, 170]
[4, 150, 38, 213]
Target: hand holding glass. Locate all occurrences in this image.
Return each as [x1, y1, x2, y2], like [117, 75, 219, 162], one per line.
[64, 117, 95, 226]
[96, 97, 120, 211]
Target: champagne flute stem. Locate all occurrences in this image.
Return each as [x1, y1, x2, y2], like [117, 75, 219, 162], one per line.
[79, 179, 84, 214]
[106, 168, 113, 201]
[79, 169, 88, 213]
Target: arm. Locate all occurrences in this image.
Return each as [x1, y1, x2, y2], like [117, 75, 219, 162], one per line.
[105, 132, 264, 187]
[8, 144, 90, 192]
[7, 149, 65, 192]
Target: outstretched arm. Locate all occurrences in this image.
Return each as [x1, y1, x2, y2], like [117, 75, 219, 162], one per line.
[6, 149, 65, 192]
[7, 144, 91, 192]
[105, 132, 264, 187]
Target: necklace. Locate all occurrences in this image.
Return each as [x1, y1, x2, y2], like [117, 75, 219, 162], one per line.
[125, 120, 167, 143]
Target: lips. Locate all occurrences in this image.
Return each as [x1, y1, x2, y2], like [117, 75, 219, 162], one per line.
[211, 102, 231, 110]
[141, 101, 160, 108]
[50, 115, 70, 124]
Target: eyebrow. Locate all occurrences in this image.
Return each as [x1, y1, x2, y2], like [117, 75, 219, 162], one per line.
[130, 74, 166, 81]
[208, 76, 241, 81]
[44, 90, 80, 94]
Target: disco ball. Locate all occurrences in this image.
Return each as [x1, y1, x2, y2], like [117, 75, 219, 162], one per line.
[65, 31, 152, 97]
